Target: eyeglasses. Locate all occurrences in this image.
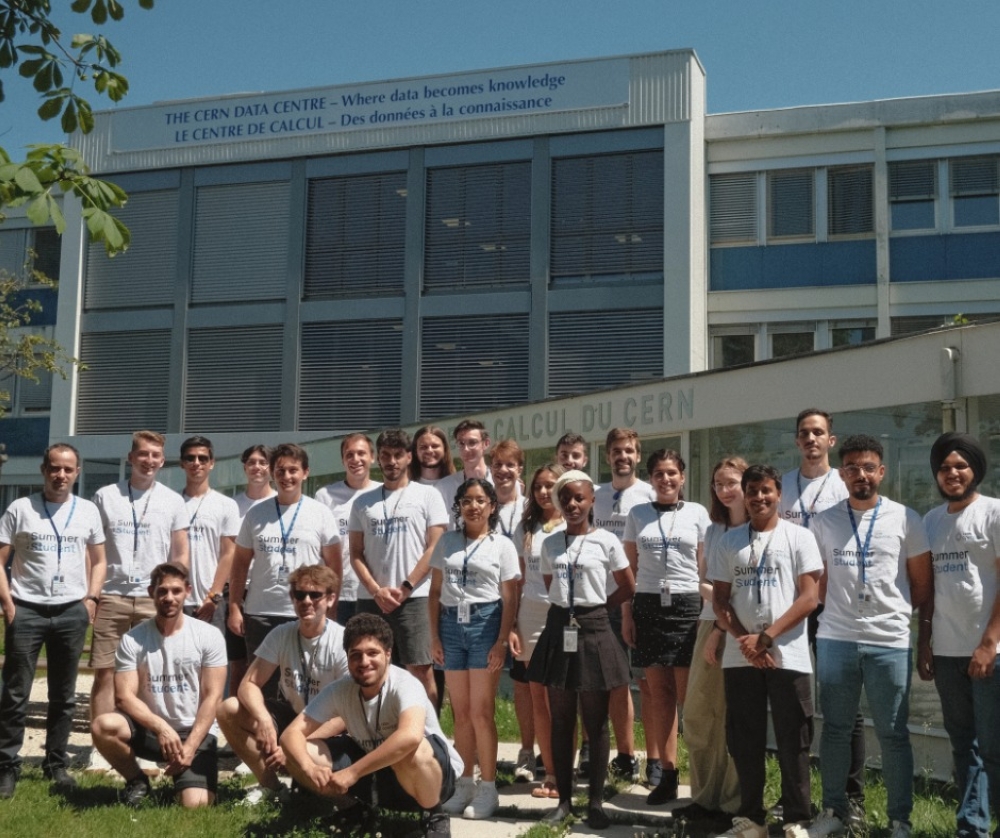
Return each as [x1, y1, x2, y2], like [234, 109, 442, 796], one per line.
[459, 497, 490, 507]
[292, 590, 325, 601]
[182, 454, 211, 464]
[842, 463, 879, 477]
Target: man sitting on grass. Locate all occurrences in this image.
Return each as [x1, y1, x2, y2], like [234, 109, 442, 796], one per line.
[91, 562, 226, 808]
[217, 564, 348, 806]
[281, 613, 462, 837]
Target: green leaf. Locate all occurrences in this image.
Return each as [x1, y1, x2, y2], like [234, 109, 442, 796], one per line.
[48, 197, 66, 234]
[71, 0, 92, 13]
[92, 0, 107, 25]
[26, 193, 50, 225]
[14, 165, 44, 193]
[60, 101, 78, 134]
[37, 95, 62, 121]
[139, 0, 155, 9]
[19, 57, 43, 77]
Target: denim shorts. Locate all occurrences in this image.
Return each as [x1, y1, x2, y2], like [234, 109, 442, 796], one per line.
[439, 599, 502, 670]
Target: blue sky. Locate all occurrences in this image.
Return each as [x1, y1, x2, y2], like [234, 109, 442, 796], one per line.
[1, 0, 998, 155]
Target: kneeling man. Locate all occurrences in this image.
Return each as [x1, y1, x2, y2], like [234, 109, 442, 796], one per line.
[91, 562, 226, 807]
[217, 564, 348, 805]
[282, 613, 462, 837]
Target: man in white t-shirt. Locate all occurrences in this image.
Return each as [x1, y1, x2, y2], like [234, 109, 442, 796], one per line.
[806, 434, 933, 838]
[178, 436, 240, 632]
[281, 613, 461, 838]
[89, 430, 189, 747]
[316, 433, 381, 626]
[230, 443, 341, 691]
[0, 443, 106, 797]
[91, 562, 227, 808]
[409, 425, 457, 486]
[351, 429, 448, 706]
[555, 431, 589, 472]
[434, 420, 493, 525]
[920, 432, 1000, 838]
[218, 564, 348, 806]
[593, 428, 653, 786]
[713, 464, 822, 838]
[779, 409, 863, 825]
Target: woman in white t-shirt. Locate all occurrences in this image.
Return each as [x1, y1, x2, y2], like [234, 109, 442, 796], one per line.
[429, 478, 520, 821]
[622, 449, 710, 805]
[526, 470, 636, 829]
[511, 463, 564, 799]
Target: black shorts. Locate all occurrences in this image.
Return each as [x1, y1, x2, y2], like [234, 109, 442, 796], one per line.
[123, 715, 218, 793]
[321, 733, 455, 810]
[265, 697, 300, 735]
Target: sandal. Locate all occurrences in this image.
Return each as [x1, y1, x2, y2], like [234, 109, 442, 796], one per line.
[531, 775, 559, 799]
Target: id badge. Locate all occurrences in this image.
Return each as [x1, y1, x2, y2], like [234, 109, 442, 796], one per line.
[563, 626, 579, 652]
[277, 565, 290, 583]
[457, 600, 471, 624]
[659, 579, 672, 607]
[51, 574, 67, 596]
[857, 592, 875, 616]
[127, 571, 144, 585]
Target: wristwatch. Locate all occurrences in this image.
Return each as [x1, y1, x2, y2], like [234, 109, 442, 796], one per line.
[759, 631, 774, 649]
[85, 595, 100, 605]
[402, 579, 414, 593]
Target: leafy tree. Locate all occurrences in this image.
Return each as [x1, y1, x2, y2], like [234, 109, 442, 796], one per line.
[0, 0, 154, 417]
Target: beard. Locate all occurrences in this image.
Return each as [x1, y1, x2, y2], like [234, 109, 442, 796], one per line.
[936, 481, 978, 503]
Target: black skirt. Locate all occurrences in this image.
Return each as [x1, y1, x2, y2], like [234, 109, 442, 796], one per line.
[526, 603, 631, 692]
[631, 591, 701, 668]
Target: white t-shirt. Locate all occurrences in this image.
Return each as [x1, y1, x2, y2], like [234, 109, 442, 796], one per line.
[235, 490, 275, 520]
[349, 482, 449, 599]
[496, 496, 526, 542]
[0, 494, 105, 604]
[811, 496, 930, 649]
[515, 519, 566, 604]
[540, 528, 629, 609]
[712, 519, 823, 673]
[924, 495, 1000, 657]
[115, 616, 227, 735]
[429, 530, 521, 606]
[701, 521, 729, 620]
[93, 481, 188, 597]
[254, 619, 348, 712]
[304, 664, 463, 775]
[593, 480, 656, 542]
[184, 490, 241, 605]
[237, 496, 341, 618]
[624, 501, 710, 595]
[315, 480, 383, 603]
[780, 467, 849, 530]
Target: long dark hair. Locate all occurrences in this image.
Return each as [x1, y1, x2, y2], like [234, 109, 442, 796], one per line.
[452, 477, 500, 533]
[520, 463, 563, 556]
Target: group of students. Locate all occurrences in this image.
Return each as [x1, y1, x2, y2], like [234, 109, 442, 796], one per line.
[0, 414, 996, 838]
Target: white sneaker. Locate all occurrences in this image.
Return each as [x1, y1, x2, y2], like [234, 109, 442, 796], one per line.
[889, 821, 911, 838]
[84, 748, 111, 774]
[718, 817, 768, 838]
[239, 784, 291, 807]
[513, 748, 536, 782]
[785, 825, 810, 838]
[463, 781, 499, 820]
[234, 761, 254, 776]
[137, 757, 161, 777]
[806, 809, 846, 837]
[441, 778, 476, 815]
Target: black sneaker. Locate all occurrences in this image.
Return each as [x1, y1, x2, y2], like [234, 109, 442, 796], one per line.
[123, 775, 151, 808]
[576, 743, 590, 778]
[646, 768, 679, 805]
[0, 768, 18, 799]
[401, 808, 451, 838]
[44, 766, 77, 790]
[608, 753, 640, 783]
[645, 757, 662, 788]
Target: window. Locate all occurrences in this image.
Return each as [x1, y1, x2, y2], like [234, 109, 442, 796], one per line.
[771, 331, 814, 359]
[192, 181, 290, 304]
[828, 166, 874, 236]
[0, 368, 53, 415]
[768, 170, 813, 240]
[299, 320, 402, 431]
[832, 324, 876, 347]
[547, 309, 662, 397]
[710, 173, 757, 245]
[0, 227, 60, 284]
[305, 172, 407, 298]
[184, 325, 283, 433]
[419, 314, 529, 419]
[712, 333, 755, 369]
[76, 330, 171, 433]
[951, 157, 999, 228]
[424, 163, 530, 292]
[551, 151, 664, 284]
[889, 161, 936, 231]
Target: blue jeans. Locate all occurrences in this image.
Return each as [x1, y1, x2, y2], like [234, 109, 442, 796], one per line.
[439, 600, 502, 670]
[0, 599, 90, 772]
[934, 655, 1000, 838]
[817, 639, 913, 824]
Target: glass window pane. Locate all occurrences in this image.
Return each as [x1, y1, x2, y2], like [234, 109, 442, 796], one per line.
[772, 332, 813, 358]
[832, 327, 876, 348]
[954, 195, 1000, 228]
[713, 334, 755, 368]
[891, 200, 935, 231]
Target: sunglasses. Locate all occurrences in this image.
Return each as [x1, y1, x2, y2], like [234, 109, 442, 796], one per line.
[292, 590, 326, 601]
[182, 454, 212, 464]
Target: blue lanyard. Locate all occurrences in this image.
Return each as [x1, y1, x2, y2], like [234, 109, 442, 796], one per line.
[381, 485, 407, 541]
[565, 532, 590, 618]
[499, 504, 517, 539]
[43, 496, 77, 572]
[846, 497, 882, 589]
[461, 534, 490, 593]
[276, 497, 303, 567]
[655, 505, 679, 572]
[296, 621, 328, 703]
[796, 470, 832, 529]
[128, 483, 154, 556]
[748, 523, 776, 605]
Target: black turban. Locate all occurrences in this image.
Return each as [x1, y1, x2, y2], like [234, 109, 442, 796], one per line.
[929, 432, 986, 486]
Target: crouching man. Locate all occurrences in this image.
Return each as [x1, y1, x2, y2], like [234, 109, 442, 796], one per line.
[91, 562, 226, 808]
[217, 564, 348, 806]
[281, 613, 462, 837]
